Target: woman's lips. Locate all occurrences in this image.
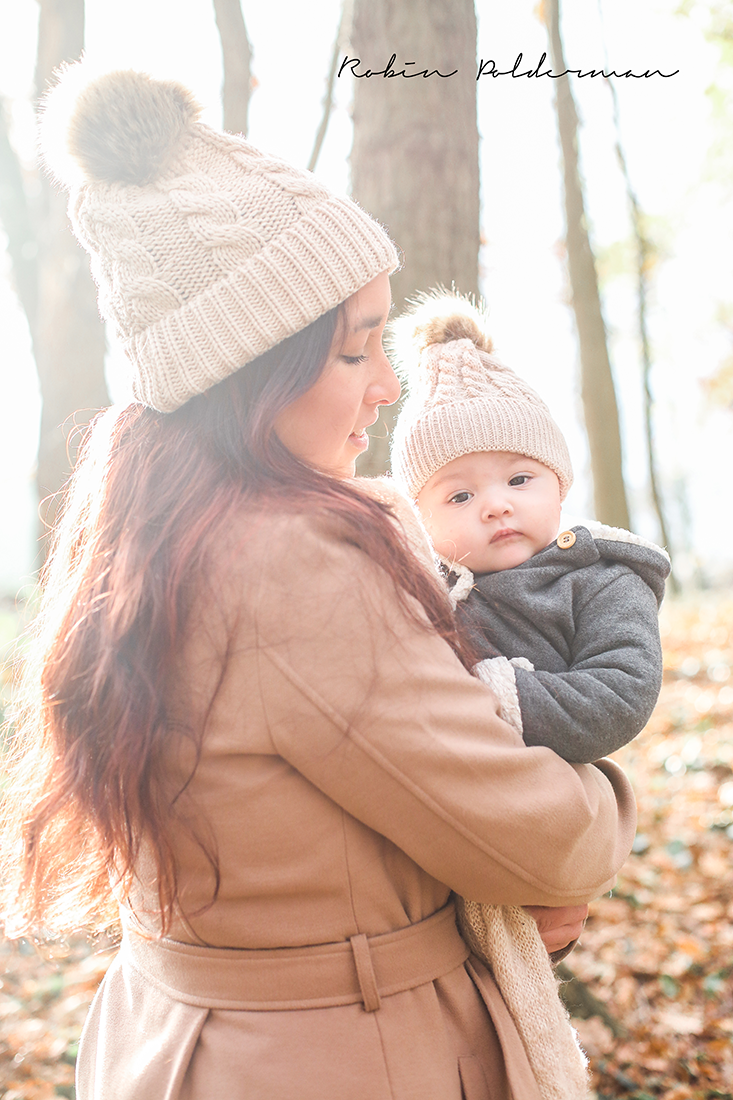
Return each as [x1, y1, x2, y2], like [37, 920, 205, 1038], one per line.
[350, 415, 378, 451]
[349, 429, 369, 451]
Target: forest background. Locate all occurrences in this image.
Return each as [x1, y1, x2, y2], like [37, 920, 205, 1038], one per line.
[0, 1, 732, 1098]
[1, 0, 732, 594]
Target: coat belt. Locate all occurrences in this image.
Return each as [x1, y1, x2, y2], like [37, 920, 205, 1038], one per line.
[123, 901, 469, 1013]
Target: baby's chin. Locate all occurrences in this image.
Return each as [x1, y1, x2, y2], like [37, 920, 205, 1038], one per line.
[462, 541, 539, 575]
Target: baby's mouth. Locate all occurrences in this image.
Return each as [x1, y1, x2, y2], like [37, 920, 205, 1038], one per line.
[491, 528, 520, 544]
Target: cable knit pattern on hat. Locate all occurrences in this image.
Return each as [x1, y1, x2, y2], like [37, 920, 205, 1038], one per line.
[390, 292, 573, 500]
[41, 64, 398, 412]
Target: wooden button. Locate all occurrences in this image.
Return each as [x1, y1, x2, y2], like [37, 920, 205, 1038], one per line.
[557, 530, 576, 549]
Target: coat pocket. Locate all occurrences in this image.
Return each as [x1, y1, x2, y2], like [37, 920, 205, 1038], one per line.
[457, 1055, 492, 1100]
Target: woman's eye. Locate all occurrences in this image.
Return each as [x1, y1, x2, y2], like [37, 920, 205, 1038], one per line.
[509, 475, 530, 487]
[341, 354, 368, 365]
[449, 491, 472, 504]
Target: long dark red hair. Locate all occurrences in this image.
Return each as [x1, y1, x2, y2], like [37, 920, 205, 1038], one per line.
[1, 303, 474, 936]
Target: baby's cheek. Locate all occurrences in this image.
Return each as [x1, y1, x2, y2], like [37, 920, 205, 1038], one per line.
[419, 511, 444, 544]
[423, 520, 457, 558]
[430, 530, 453, 556]
[440, 528, 475, 563]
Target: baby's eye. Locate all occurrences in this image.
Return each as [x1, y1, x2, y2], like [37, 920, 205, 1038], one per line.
[509, 475, 531, 487]
[341, 353, 368, 365]
[449, 491, 473, 504]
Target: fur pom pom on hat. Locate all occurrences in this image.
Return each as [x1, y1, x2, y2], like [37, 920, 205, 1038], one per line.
[390, 292, 573, 500]
[40, 61, 398, 412]
[41, 66, 203, 188]
[392, 292, 495, 361]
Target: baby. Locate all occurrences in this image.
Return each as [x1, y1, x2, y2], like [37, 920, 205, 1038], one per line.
[391, 293, 670, 764]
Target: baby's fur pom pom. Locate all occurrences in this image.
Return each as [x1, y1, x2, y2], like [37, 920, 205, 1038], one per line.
[389, 290, 493, 378]
[40, 60, 201, 188]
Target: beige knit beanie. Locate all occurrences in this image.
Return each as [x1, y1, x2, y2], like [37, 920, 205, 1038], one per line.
[39, 62, 398, 412]
[390, 292, 573, 501]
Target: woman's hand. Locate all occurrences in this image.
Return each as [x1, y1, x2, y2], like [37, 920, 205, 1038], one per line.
[523, 904, 589, 954]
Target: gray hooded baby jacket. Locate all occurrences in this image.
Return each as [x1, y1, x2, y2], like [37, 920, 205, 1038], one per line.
[453, 524, 671, 764]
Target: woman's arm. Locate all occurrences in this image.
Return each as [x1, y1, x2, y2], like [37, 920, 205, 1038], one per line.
[249, 512, 636, 907]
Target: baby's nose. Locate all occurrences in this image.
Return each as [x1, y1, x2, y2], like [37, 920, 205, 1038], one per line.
[482, 493, 513, 519]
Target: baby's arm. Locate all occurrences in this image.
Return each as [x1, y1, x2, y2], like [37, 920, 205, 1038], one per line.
[476, 570, 663, 763]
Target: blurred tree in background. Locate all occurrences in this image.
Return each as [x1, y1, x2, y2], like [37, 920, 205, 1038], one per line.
[0, 0, 109, 554]
[693, 0, 733, 413]
[212, 0, 252, 136]
[544, 0, 631, 530]
[349, 0, 481, 475]
[0, 0, 255, 560]
[2, 0, 686, 551]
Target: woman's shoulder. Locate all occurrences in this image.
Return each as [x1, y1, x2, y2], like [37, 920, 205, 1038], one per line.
[208, 501, 339, 577]
[201, 483, 439, 645]
[352, 476, 438, 575]
[204, 494, 379, 599]
[212, 480, 437, 581]
[185, 502, 360, 649]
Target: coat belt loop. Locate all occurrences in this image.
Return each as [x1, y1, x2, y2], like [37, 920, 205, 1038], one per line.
[349, 933, 381, 1013]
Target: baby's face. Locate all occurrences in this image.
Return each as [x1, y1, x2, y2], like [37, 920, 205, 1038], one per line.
[416, 451, 562, 574]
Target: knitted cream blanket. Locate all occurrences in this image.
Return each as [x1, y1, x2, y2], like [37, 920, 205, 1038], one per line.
[455, 900, 588, 1100]
[354, 478, 590, 1100]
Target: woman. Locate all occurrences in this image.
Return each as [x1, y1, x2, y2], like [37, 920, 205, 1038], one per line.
[1, 65, 635, 1099]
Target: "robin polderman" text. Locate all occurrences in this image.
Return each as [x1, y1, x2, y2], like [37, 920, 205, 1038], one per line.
[337, 53, 679, 81]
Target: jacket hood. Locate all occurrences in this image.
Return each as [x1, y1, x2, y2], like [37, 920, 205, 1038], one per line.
[580, 522, 670, 606]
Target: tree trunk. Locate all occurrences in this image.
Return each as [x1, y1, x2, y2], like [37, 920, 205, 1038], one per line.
[308, 0, 353, 173]
[0, 103, 38, 329]
[545, 0, 630, 529]
[349, 0, 480, 475]
[603, 78, 677, 584]
[212, 0, 252, 136]
[33, 0, 109, 544]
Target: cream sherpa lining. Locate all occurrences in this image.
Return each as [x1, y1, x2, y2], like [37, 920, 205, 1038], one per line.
[474, 656, 524, 734]
[581, 520, 671, 561]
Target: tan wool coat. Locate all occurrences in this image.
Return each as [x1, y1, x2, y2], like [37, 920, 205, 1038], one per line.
[76, 498, 636, 1100]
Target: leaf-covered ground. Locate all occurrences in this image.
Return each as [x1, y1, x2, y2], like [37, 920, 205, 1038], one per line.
[570, 592, 733, 1099]
[1, 593, 732, 1098]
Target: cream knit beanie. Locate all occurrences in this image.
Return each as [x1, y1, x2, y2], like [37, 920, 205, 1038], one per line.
[40, 62, 398, 412]
[390, 292, 573, 500]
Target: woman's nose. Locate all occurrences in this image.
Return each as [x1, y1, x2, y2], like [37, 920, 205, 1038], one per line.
[371, 351, 401, 407]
